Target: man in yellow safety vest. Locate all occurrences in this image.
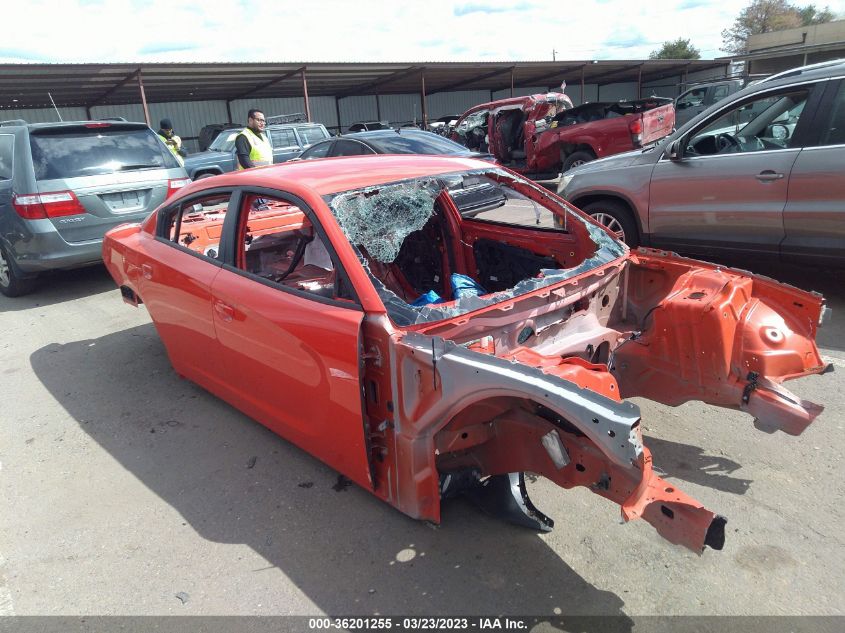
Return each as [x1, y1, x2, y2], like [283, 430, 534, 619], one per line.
[235, 109, 273, 170]
[158, 118, 186, 166]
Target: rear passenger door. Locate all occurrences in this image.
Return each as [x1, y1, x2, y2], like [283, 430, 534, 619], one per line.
[138, 188, 235, 392]
[209, 189, 371, 488]
[781, 79, 845, 265]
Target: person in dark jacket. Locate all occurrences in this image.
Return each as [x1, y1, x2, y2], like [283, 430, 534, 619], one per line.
[158, 118, 186, 164]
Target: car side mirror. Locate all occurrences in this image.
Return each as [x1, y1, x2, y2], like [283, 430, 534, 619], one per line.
[665, 138, 683, 161]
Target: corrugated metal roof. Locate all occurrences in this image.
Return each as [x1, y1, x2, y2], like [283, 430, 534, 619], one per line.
[0, 60, 729, 110]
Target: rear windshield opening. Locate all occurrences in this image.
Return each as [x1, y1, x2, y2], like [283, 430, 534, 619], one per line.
[29, 127, 179, 180]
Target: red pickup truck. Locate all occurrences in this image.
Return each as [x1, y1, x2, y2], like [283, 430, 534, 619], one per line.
[452, 93, 675, 178]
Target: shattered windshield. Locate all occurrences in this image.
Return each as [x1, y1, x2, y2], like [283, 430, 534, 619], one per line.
[326, 167, 625, 326]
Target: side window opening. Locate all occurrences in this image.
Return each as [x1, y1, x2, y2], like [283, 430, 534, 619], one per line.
[164, 192, 231, 260]
[270, 128, 299, 150]
[687, 89, 810, 156]
[301, 141, 332, 159]
[236, 193, 352, 301]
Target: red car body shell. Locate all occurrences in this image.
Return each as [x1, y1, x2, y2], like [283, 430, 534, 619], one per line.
[103, 156, 827, 554]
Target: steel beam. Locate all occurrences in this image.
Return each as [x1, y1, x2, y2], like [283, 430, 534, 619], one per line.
[232, 66, 305, 101]
[336, 66, 424, 98]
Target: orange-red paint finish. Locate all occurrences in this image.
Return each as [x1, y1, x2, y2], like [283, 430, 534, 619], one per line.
[103, 156, 828, 555]
[616, 250, 826, 434]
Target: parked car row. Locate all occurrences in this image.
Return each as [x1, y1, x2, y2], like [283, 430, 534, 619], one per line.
[183, 122, 331, 180]
[558, 59, 845, 267]
[0, 119, 187, 296]
[2, 61, 836, 563]
[449, 92, 674, 177]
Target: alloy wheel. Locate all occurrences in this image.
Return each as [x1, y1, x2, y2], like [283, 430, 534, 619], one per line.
[590, 212, 627, 242]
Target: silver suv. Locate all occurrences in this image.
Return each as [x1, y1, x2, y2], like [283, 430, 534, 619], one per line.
[0, 120, 189, 296]
[559, 59, 845, 266]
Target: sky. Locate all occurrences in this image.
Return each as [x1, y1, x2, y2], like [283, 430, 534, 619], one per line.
[1, 0, 843, 64]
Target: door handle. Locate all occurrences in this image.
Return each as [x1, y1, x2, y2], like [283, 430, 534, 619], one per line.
[214, 300, 235, 322]
[755, 170, 785, 182]
[141, 263, 153, 279]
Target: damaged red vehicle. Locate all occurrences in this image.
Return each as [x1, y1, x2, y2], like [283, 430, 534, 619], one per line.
[103, 155, 829, 554]
[451, 92, 674, 177]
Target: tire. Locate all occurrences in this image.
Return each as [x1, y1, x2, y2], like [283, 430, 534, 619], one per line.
[582, 199, 640, 248]
[561, 150, 595, 172]
[194, 172, 218, 180]
[0, 244, 37, 298]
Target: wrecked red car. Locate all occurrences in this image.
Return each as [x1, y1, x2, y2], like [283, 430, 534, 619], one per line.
[103, 155, 829, 554]
[452, 93, 674, 176]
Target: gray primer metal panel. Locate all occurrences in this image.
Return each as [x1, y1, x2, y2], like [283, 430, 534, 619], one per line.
[398, 332, 643, 469]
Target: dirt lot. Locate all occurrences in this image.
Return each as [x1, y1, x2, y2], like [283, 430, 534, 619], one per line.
[1, 259, 843, 620]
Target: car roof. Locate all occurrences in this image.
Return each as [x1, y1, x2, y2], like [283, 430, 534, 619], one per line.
[761, 58, 845, 83]
[341, 129, 429, 139]
[189, 154, 493, 196]
[7, 120, 149, 131]
[270, 122, 325, 128]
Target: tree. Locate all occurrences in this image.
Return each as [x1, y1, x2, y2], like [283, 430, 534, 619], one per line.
[721, 1, 836, 54]
[798, 4, 835, 24]
[649, 38, 701, 59]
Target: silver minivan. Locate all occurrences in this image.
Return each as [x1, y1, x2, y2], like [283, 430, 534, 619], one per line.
[0, 120, 189, 296]
[559, 60, 845, 267]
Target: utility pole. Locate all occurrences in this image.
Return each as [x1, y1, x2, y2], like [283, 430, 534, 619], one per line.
[552, 49, 558, 61]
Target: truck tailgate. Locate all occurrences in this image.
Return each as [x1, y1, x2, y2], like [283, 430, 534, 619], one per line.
[641, 103, 675, 145]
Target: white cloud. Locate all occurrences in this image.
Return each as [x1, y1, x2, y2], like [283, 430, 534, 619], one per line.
[1, 0, 843, 64]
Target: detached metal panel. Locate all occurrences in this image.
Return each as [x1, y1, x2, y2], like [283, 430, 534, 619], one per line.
[337, 95, 378, 129]
[0, 106, 87, 124]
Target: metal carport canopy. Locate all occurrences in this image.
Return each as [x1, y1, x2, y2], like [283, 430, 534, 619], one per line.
[0, 60, 730, 110]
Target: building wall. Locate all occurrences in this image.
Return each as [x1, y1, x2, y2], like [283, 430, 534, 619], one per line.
[0, 106, 87, 124]
[336, 95, 379, 130]
[748, 49, 845, 75]
[426, 90, 492, 119]
[491, 85, 552, 100]
[748, 19, 845, 51]
[378, 94, 423, 127]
